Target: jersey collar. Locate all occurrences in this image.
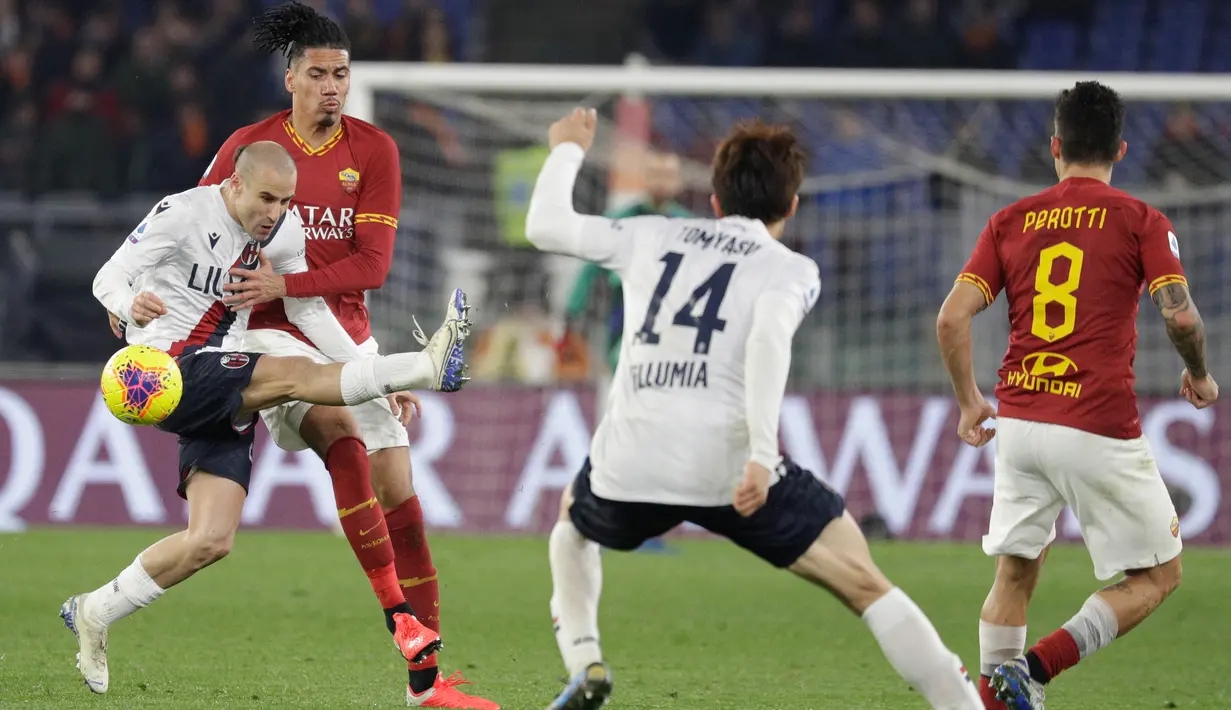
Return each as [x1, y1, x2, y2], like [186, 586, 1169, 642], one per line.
[282, 119, 346, 157]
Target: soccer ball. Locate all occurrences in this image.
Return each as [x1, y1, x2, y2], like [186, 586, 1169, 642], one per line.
[100, 345, 183, 426]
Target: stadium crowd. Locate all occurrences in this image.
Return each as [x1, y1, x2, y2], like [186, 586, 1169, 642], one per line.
[1, 0, 1175, 196]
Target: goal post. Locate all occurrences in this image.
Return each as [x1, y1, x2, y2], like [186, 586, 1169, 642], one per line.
[348, 58, 1231, 541]
[352, 58, 1231, 390]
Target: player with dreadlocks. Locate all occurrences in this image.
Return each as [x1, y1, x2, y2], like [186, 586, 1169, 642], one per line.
[196, 3, 499, 708]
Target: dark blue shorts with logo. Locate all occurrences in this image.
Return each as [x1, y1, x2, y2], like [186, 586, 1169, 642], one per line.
[568, 456, 847, 568]
[156, 350, 264, 499]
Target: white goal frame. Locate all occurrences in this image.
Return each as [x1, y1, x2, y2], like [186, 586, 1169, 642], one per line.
[347, 61, 1231, 125]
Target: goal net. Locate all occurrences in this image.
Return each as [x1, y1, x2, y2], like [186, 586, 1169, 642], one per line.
[352, 62, 1231, 542]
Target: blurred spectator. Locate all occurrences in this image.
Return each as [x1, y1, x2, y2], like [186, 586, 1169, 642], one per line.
[958, 7, 1016, 68]
[35, 86, 119, 195]
[1146, 104, 1231, 188]
[644, 0, 706, 63]
[0, 0, 18, 55]
[835, 0, 897, 68]
[690, 0, 762, 67]
[764, 0, 828, 67]
[894, 0, 961, 69]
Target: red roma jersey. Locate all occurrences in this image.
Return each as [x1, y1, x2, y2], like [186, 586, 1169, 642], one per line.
[200, 109, 401, 346]
[957, 177, 1186, 439]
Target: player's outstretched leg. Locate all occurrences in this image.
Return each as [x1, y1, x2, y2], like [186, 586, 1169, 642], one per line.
[991, 555, 1182, 710]
[544, 486, 612, 710]
[239, 288, 472, 417]
[790, 512, 982, 710]
[976, 553, 1046, 710]
[60, 472, 244, 694]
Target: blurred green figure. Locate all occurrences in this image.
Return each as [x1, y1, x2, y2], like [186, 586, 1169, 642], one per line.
[562, 151, 691, 373]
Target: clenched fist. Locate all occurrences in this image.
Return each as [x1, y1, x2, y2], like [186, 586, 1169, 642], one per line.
[130, 291, 168, 327]
[549, 108, 598, 153]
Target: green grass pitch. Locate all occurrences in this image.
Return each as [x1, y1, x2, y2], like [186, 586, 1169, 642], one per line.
[1, 529, 1228, 709]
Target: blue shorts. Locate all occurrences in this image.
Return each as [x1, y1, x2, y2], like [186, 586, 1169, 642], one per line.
[156, 350, 263, 499]
[568, 456, 846, 568]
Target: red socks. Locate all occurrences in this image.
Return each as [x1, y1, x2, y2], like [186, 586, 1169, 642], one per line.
[385, 496, 441, 667]
[325, 438, 405, 610]
[1026, 629, 1081, 684]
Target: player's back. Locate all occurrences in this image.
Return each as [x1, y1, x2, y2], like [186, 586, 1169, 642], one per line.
[588, 215, 818, 507]
[974, 177, 1184, 439]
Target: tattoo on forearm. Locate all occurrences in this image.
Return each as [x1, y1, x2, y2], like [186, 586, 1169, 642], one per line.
[1153, 283, 1207, 378]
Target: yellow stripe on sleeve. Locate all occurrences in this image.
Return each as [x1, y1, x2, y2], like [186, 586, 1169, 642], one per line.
[955, 273, 993, 305]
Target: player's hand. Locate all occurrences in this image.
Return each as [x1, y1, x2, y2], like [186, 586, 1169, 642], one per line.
[387, 391, 423, 425]
[957, 397, 997, 447]
[549, 108, 597, 153]
[224, 251, 285, 311]
[107, 311, 123, 338]
[130, 291, 167, 327]
[733, 462, 772, 517]
[1181, 369, 1218, 409]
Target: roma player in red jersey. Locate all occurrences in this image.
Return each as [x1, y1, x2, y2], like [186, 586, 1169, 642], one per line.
[199, 4, 497, 708]
[937, 81, 1217, 710]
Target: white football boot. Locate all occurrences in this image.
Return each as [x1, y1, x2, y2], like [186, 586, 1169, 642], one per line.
[60, 593, 109, 694]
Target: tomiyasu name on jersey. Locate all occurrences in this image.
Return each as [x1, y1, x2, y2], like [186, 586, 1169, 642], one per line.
[526, 143, 820, 508]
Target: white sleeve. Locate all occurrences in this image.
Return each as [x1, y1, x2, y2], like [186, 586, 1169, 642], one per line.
[744, 258, 821, 469]
[92, 199, 182, 322]
[525, 142, 656, 274]
[265, 221, 364, 363]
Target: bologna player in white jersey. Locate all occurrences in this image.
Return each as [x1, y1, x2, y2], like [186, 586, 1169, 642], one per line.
[62, 142, 470, 696]
[526, 109, 983, 710]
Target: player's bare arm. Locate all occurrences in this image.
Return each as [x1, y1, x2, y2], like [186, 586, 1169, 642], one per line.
[937, 280, 996, 447]
[1152, 282, 1218, 407]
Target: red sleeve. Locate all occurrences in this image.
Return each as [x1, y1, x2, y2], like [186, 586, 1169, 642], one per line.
[283, 129, 401, 298]
[198, 129, 247, 186]
[956, 217, 1004, 306]
[1138, 208, 1188, 297]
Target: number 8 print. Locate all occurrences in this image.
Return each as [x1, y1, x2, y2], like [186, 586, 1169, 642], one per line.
[1032, 241, 1085, 342]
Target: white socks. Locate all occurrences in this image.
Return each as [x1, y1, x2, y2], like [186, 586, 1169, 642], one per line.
[340, 354, 434, 405]
[863, 588, 982, 710]
[83, 555, 165, 627]
[549, 521, 604, 678]
[1062, 593, 1119, 659]
[979, 620, 1027, 676]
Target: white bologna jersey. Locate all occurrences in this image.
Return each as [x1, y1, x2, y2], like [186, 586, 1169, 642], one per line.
[527, 143, 820, 506]
[93, 185, 363, 363]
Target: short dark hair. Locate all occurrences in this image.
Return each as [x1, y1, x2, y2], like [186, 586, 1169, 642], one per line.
[711, 121, 805, 224]
[1054, 81, 1125, 165]
[253, 1, 350, 66]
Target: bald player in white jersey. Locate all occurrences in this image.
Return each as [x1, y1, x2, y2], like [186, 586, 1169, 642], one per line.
[526, 110, 983, 710]
[61, 142, 470, 695]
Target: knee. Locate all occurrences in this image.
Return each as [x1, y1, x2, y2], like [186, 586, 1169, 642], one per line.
[1143, 555, 1183, 599]
[186, 530, 234, 569]
[994, 554, 1042, 592]
[301, 407, 363, 456]
[370, 450, 413, 509]
[844, 558, 894, 613]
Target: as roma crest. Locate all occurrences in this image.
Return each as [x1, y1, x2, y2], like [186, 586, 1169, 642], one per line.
[339, 168, 360, 194]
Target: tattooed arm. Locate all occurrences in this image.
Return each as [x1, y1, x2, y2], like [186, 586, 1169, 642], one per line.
[1153, 283, 1207, 378]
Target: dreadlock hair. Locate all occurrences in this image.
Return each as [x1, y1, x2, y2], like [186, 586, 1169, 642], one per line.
[253, 1, 350, 66]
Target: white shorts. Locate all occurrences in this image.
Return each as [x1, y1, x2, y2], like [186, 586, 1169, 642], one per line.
[984, 417, 1182, 580]
[244, 329, 410, 454]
